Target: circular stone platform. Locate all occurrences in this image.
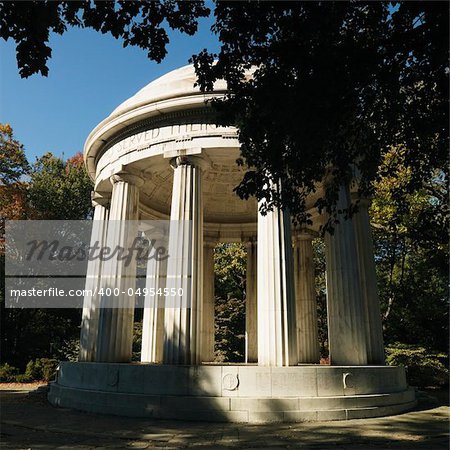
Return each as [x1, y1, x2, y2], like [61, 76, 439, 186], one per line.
[48, 363, 416, 423]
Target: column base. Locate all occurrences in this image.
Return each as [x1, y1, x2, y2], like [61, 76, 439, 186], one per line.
[48, 362, 416, 423]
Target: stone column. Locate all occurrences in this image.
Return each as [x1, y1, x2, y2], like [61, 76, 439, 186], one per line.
[96, 171, 143, 363]
[353, 197, 385, 364]
[141, 240, 166, 363]
[325, 184, 368, 365]
[245, 239, 257, 363]
[293, 231, 320, 363]
[201, 240, 215, 362]
[79, 192, 110, 362]
[163, 156, 204, 365]
[257, 202, 298, 366]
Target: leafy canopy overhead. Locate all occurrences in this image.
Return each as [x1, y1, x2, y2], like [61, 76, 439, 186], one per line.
[1, 1, 447, 229]
[0, 0, 209, 77]
[192, 1, 448, 227]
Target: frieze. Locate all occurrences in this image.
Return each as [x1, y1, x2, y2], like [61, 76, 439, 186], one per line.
[102, 123, 234, 161]
[96, 120, 239, 179]
[111, 122, 230, 153]
[100, 108, 216, 153]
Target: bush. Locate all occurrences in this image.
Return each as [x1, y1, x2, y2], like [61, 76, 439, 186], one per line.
[24, 358, 59, 382]
[0, 363, 19, 382]
[14, 374, 31, 383]
[53, 339, 80, 362]
[386, 343, 449, 388]
[132, 321, 142, 362]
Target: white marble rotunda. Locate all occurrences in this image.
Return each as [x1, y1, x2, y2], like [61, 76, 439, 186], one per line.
[48, 65, 416, 423]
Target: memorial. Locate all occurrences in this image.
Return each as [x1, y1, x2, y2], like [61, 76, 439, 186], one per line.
[48, 65, 416, 422]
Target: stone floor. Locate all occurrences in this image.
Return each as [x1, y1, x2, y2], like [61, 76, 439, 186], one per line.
[0, 385, 448, 449]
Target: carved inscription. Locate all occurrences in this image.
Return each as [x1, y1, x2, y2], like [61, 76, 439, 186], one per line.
[112, 123, 227, 152]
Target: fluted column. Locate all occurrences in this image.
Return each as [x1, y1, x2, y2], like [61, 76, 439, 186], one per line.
[325, 184, 368, 365]
[163, 156, 204, 365]
[245, 239, 257, 363]
[79, 192, 110, 362]
[257, 202, 298, 366]
[141, 240, 166, 363]
[293, 231, 320, 363]
[353, 197, 385, 364]
[201, 240, 215, 362]
[96, 172, 143, 363]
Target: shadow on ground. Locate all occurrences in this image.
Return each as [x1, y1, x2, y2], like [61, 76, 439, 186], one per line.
[0, 386, 448, 449]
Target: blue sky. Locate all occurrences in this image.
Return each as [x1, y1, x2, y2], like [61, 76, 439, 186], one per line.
[0, 9, 219, 163]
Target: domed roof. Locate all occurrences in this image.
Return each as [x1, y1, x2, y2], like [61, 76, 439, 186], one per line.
[84, 64, 253, 178]
[110, 64, 227, 118]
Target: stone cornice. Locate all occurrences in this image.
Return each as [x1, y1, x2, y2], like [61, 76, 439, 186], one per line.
[84, 93, 225, 180]
[292, 229, 318, 243]
[350, 191, 372, 208]
[101, 107, 216, 158]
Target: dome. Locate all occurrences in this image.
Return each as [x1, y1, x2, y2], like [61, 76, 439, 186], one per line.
[84, 65, 228, 174]
[109, 64, 227, 119]
[83, 64, 322, 230]
[84, 65, 254, 181]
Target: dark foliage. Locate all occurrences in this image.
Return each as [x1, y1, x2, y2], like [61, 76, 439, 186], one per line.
[0, 0, 209, 78]
[192, 1, 448, 229]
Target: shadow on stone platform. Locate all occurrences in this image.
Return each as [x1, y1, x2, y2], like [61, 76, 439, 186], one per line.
[1, 385, 448, 449]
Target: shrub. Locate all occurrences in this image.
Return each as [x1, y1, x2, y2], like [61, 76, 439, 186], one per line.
[24, 358, 59, 382]
[132, 321, 142, 362]
[14, 374, 31, 383]
[24, 360, 41, 381]
[0, 363, 19, 382]
[53, 339, 80, 362]
[386, 343, 449, 388]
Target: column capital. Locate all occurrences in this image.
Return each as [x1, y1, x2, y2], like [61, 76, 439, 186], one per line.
[245, 238, 257, 249]
[91, 191, 110, 208]
[110, 171, 144, 187]
[293, 229, 317, 244]
[350, 192, 372, 209]
[170, 155, 210, 172]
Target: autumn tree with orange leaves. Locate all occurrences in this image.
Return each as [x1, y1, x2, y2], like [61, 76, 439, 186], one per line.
[1, 124, 93, 370]
[0, 124, 30, 223]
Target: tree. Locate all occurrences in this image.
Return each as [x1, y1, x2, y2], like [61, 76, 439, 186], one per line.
[3, 2, 446, 228]
[370, 146, 448, 352]
[0, 124, 29, 185]
[0, 0, 209, 78]
[192, 1, 448, 228]
[28, 152, 93, 219]
[5, 151, 93, 368]
[312, 239, 328, 360]
[0, 126, 95, 370]
[214, 243, 246, 362]
[0, 124, 30, 254]
[2, 2, 448, 376]
[0, 124, 30, 221]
